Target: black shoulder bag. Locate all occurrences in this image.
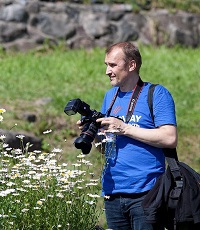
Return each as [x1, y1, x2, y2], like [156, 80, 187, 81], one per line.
[142, 84, 200, 230]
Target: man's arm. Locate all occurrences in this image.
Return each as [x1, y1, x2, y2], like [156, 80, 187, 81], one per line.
[96, 117, 178, 149]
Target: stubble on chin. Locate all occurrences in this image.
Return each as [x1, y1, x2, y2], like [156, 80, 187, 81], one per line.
[110, 78, 118, 87]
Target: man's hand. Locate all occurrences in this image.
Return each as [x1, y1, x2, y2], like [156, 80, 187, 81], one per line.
[96, 117, 127, 135]
[76, 120, 84, 130]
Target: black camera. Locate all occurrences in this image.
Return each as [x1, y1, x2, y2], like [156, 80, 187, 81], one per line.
[64, 98, 104, 154]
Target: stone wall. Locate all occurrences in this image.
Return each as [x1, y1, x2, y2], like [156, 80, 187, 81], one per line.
[0, 0, 200, 51]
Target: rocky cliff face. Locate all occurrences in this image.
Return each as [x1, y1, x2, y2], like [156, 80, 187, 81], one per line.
[0, 0, 200, 51]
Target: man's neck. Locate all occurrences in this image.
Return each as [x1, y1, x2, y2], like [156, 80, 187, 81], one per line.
[120, 75, 140, 92]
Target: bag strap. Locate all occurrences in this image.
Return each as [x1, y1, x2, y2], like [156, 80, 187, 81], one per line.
[106, 78, 144, 123]
[148, 84, 182, 181]
[148, 84, 158, 124]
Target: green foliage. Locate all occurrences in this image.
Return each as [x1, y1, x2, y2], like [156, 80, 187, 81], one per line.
[0, 44, 200, 228]
[0, 46, 106, 111]
[0, 139, 102, 229]
[139, 45, 200, 131]
[55, 0, 200, 13]
[0, 45, 200, 168]
[151, 0, 200, 13]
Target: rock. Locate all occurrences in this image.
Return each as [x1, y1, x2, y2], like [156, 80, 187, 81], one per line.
[0, 21, 27, 42]
[0, 3, 29, 22]
[0, 129, 42, 151]
[80, 12, 110, 38]
[0, 1, 199, 51]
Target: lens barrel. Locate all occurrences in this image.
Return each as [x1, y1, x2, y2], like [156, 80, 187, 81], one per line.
[74, 122, 98, 154]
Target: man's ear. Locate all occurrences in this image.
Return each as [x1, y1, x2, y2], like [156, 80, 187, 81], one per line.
[129, 60, 137, 71]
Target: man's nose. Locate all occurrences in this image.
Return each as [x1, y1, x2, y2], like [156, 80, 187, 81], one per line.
[106, 66, 111, 75]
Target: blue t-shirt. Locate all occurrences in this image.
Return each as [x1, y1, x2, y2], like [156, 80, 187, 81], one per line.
[101, 82, 177, 195]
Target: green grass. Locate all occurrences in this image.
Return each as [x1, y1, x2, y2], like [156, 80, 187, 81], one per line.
[1, 45, 199, 128]
[0, 44, 200, 228]
[0, 47, 106, 110]
[0, 144, 102, 229]
[57, 0, 200, 13]
[140, 45, 200, 132]
[1, 45, 199, 163]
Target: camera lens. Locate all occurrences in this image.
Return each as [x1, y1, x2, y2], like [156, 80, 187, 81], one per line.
[64, 98, 104, 154]
[74, 122, 98, 154]
[74, 136, 92, 154]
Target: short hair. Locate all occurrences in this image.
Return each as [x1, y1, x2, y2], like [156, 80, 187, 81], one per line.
[106, 42, 142, 73]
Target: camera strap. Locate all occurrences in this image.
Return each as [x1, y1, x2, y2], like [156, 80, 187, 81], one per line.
[106, 77, 144, 123]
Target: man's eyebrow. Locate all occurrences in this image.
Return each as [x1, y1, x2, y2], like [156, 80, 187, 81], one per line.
[105, 61, 115, 65]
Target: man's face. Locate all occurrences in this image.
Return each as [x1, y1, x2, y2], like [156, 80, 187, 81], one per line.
[104, 48, 130, 88]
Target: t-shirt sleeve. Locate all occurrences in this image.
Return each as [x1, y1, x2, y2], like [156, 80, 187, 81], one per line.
[153, 85, 177, 127]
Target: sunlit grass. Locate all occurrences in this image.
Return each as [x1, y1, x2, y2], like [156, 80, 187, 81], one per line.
[0, 44, 199, 227]
[0, 110, 103, 230]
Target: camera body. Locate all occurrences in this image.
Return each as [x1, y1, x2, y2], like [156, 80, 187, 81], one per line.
[64, 98, 104, 154]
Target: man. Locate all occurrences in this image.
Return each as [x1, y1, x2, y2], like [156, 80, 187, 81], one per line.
[78, 42, 177, 230]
